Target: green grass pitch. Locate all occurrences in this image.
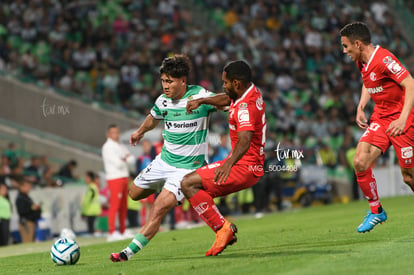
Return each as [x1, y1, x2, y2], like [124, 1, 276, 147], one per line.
[1, 195, 413, 275]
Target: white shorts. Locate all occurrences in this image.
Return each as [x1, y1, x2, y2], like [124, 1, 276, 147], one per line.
[133, 155, 194, 201]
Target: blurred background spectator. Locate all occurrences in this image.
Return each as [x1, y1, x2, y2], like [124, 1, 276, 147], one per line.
[57, 159, 78, 183]
[0, 181, 11, 246]
[15, 176, 42, 243]
[81, 171, 102, 236]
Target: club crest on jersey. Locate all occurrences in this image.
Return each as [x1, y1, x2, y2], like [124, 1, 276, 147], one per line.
[370, 72, 376, 81]
[256, 97, 264, 110]
[239, 102, 248, 109]
[401, 146, 413, 159]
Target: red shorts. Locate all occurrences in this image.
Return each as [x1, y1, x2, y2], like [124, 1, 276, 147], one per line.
[360, 121, 414, 168]
[196, 160, 261, 198]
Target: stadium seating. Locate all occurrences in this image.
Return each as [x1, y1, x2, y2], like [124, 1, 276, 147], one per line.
[1, 0, 413, 203]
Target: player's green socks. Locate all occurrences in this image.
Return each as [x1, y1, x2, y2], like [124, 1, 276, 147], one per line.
[122, 233, 149, 259]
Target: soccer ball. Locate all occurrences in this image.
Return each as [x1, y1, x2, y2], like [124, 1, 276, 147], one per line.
[60, 228, 76, 241]
[50, 238, 80, 265]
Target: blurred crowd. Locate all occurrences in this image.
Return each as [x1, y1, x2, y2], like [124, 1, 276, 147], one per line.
[0, 142, 79, 190]
[0, 0, 412, 148]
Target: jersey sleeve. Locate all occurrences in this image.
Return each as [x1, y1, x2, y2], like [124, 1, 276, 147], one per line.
[235, 101, 256, 132]
[150, 97, 164, 120]
[194, 88, 217, 112]
[198, 88, 216, 98]
[381, 54, 409, 84]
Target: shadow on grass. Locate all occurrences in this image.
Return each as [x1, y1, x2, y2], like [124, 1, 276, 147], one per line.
[132, 237, 387, 263]
[131, 247, 348, 263]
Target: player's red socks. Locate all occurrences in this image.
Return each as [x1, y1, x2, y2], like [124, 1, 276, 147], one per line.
[188, 190, 225, 231]
[356, 167, 382, 214]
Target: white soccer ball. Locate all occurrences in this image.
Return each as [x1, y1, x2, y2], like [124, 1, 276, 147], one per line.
[50, 238, 80, 265]
[60, 228, 76, 241]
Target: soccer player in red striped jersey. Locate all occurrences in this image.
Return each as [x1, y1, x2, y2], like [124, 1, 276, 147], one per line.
[182, 60, 266, 256]
[340, 22, 414, 233]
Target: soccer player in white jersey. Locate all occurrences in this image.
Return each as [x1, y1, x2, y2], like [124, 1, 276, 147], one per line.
[110, 54, 229, 262]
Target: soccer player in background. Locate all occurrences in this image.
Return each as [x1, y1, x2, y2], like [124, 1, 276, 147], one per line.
[110, 54, 229, 262]
[182, 60, 266, 256]
[340, 22, 414, 233]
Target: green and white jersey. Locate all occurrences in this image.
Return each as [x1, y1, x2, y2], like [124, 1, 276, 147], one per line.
[150, 85, 216, 169]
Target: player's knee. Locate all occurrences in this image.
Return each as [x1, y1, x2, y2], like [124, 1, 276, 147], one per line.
[181, 174, 191, 193]
[129, 192, 138, 201]
[129, 188, 142, 201]
[402, 173, 414, 192]
[181, 173, 199, 197]
[181, 172, 203, 198]
[353, 156, 369, 173]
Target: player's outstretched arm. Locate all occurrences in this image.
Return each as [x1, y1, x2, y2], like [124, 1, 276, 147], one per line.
[186, 93, 231, 113]
[214, 131, 253, 185]
[130, 114, 160, 146]
[386, 74, 414, 136]
[356, 84, 370, 129]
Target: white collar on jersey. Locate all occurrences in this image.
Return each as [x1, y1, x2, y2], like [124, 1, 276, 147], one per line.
[364, 45, 380, 72]
[234, 83, 254, 105]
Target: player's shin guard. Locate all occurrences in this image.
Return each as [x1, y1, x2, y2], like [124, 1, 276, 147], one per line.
[188, 190, 225, 231]
[356, 167, 381, 214]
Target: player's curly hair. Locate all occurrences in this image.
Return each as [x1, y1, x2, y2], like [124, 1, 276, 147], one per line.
[223, 60, 252, 85]
[159, 54, 191, 78]
[340, 21, 371, 44]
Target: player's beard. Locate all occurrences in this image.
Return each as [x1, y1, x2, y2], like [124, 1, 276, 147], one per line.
[225, 86, 237, 101]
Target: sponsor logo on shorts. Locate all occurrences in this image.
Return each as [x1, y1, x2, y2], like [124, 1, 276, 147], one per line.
[207, 163, 221, 169]
[401, 146, 413, 159]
